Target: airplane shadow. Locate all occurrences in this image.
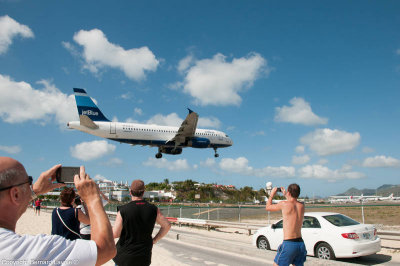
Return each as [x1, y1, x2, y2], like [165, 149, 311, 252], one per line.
[337, 254, 393, 265]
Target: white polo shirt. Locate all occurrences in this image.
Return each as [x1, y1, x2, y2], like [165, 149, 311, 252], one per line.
[0, 228, 97, 266]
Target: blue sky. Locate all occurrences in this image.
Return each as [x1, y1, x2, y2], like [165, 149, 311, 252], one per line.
[1, 1, 399, 197]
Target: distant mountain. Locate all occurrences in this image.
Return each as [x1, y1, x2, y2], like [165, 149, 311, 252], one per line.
[337, 184, 400, 197]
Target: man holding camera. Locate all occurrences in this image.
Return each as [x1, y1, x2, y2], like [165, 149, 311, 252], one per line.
[266, 184, 306, 266]
[0, 157, 116, 265]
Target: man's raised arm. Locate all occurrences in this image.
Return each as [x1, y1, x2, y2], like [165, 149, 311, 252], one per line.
[266, 187, 284, 212]
[74, 166, 116, 266]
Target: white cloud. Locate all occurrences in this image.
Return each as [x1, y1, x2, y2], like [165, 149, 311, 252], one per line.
[177, 54, 195, 74]
[146, 112, 221, 128]
[119, 92, 132, 100]
[146, 113, 182, 126]
[292, 155, 310, 165]
[295, 145, 305, 154]
[300, 128, 360, 156]
[168, 81, 183, 91]
[134, 108, 143, 116]
[181, 53, 267, 106]
[70, 140, 116, 161]
[0, 75, 77, 126]
[275, 97, 328, 126]
[198, 116, 221, 129]
[0, 15, 34, 54]
[143, 157, 191, 171]
[200, 158, 216, 168]
[219, 157, 295, 178]
[93, 174, 112, 182]
[298, 164, 365, 182]
[62, 41, 79, 58]
[362, 155, 400, 168]
[0, 145, 21, 154]
[71, 29, 159, 81]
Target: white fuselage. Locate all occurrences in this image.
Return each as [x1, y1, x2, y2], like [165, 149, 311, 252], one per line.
[67, 121, 233, 148]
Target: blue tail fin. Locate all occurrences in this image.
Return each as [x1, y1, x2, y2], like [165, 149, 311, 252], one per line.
[73, 88, 110, 122]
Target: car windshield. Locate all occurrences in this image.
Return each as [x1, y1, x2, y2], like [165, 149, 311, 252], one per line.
[323, 214, 360, 227]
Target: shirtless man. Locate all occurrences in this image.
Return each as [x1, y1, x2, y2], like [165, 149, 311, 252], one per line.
[266, 183, 306, 266]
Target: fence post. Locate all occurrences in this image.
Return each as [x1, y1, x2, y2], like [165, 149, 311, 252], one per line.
[361, 200, 365, 224]
[238, 204, 241, 222]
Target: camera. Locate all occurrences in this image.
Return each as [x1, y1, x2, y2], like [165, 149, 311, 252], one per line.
[56, 166, 80, 183]
[276, 187, 282, 192]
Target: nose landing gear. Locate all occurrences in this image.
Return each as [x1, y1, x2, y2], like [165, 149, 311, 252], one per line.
[213, 147, 219, 158]
[155, 147, 162, 159]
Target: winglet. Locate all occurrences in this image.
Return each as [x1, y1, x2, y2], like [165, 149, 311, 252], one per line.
[188, 108, 194, 114]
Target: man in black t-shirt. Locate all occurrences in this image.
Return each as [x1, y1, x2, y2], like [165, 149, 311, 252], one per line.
[112, 180, 171, 266]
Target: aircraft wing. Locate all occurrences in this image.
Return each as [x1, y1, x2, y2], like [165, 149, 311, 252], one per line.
[168, 109, 199, 146]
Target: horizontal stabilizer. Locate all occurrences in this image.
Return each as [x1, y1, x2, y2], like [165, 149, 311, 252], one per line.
[79, 115, 99, 129]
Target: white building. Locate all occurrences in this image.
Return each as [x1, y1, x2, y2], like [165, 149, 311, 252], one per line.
[144, 190, 176, 202]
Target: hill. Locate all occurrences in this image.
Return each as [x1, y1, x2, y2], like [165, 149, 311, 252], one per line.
[337, 184, 400, 196]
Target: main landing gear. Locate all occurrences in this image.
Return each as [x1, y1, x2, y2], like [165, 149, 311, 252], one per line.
[213, 147, 219, 158]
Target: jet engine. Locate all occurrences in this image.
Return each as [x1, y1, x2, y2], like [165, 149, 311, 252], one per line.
[188, 137, 210, 148]
[160, 147, 183, 155]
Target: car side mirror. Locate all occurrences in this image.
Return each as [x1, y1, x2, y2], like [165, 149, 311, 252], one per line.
[271, 224, 276, 229]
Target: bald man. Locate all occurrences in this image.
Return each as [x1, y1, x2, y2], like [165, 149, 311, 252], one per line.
[0, 157, 116, 266]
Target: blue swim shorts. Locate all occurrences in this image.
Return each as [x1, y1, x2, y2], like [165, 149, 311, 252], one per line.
[274, 239, 307, 266]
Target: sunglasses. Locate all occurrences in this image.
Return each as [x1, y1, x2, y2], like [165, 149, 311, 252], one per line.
[0, 176, 33, 192]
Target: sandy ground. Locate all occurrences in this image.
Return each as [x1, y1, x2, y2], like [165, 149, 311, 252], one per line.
[15, 208, 400, 265]
[16, 208, 184, 266]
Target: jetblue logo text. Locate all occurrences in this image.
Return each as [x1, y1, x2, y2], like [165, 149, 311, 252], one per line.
[82, 110, 98, 116]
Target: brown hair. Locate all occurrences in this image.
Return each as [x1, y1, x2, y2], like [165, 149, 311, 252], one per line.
[130, 179, 145, 197]
[60, 187, 76, 206]
[287, 183, 300, 198]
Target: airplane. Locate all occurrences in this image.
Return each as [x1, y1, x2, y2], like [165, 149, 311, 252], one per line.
[330, 193, 399, 203]
[67, 88, 233, 159]
[329, 195, 358, 204]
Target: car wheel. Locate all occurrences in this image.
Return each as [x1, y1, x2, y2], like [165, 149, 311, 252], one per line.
[316, 243, 336, 260]
[257, 236, 270, 250]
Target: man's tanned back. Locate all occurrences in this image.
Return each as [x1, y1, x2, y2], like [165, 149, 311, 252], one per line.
[281, 199, 304, 240]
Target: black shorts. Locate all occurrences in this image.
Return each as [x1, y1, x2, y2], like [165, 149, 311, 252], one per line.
[36, 206, 41, 210]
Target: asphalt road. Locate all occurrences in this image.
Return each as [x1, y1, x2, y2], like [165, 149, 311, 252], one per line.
[161, 226, 400, 266]
[158, 238, 272, 266]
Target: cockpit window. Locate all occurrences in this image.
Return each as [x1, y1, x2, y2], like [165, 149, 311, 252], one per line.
[225, 134, 229, 137]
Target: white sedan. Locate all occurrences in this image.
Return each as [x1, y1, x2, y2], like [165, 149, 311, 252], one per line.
[252, 212, 381, 260]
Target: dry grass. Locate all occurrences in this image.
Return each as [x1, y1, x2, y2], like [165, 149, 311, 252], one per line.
[238, 204, 400, 226]
[305, 205, 400, 226]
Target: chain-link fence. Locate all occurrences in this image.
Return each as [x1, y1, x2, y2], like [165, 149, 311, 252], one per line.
[155, 204, 400, 226]
[43, 201, 400, 226]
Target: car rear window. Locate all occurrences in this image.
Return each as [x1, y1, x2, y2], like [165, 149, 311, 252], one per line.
[322, 214, 360, 226]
